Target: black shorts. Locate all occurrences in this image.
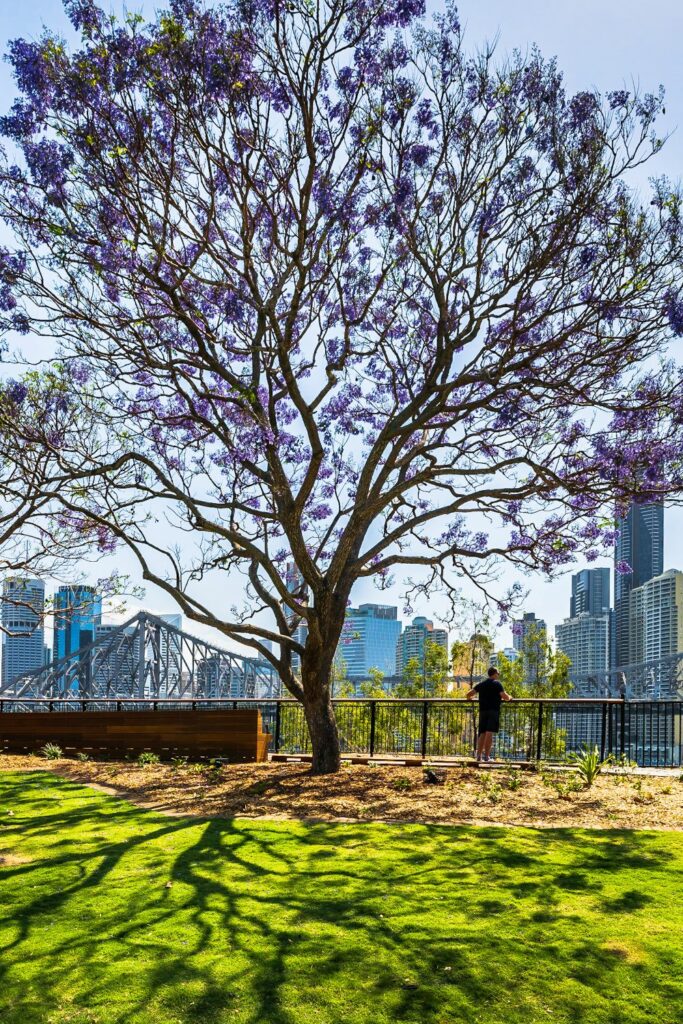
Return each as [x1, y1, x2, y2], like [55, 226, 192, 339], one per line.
[478, 711, 500, 735]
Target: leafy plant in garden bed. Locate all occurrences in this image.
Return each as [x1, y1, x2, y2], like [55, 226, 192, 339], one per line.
[568, 746, 606, 788]
[137, 752, 160, 767]
[38, 742, 63, 760]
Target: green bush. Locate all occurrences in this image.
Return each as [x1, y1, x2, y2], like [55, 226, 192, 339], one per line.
[391, 776, 413, 792]
[39, 742, 63, 760]
[539, 768, 583, 799]
[171, 756, 188, 770]
[137, 751, 160, 767]
[503, 769, 523, 791]
[479, 775, 503, 805]
[75, 752, 91, 762]
[553, 775, 584, 800]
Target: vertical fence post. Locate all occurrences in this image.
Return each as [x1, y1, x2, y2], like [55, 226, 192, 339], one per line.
[421, 701, 429, 758]
[274, 700, 282, 753]
[619, 699, 626, 759]
[600, 702, 607, 761]
[535, 702, 544, 762]
[369, 701, 377, 757]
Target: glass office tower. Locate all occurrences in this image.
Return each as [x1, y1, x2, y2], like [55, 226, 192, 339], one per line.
[614, 502, 663, 668]
[1, 578, 46, 687]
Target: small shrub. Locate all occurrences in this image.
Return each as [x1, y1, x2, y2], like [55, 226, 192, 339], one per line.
[484, 782, 503, 805]
[610, 754, 638, 770]
[391, 776, 413, 792]
[503, 769, 523, 791]
[540, 768, 582, 799]
[568, 746, 604, 788]
[39, 742, 63, 760]
[75, 752, 91, 762]
[661, 785, 672, 795]
[188, 762, 205, 775]
[553, 776, 584, 800]
[171, 756, 188, 770]
[633, 789, 655, 805]
[479, 775, 503, 805]
[137, 751, 160, 766]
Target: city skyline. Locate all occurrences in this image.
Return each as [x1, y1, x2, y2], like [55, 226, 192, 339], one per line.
[3, 496, 683, 677]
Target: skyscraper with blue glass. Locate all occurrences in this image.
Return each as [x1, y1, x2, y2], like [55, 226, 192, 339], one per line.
[53, 585, 102, 664]
[614, 501, 663, 668]
[338, 604, 401, 678]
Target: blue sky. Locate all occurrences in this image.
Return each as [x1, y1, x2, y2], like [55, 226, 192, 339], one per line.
[1, 1, 682, 647]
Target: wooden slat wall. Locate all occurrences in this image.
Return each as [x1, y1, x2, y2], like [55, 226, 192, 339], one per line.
[0, 709, 271, 762]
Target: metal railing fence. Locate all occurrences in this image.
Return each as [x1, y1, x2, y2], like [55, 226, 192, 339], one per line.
[1, 698, 681, 768]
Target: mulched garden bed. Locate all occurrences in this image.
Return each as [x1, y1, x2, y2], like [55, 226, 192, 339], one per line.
[3, 752, 682, 829]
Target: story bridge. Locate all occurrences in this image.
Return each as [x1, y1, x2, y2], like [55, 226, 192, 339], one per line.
[570, 652, 683, 701]
[0, 612, 281, 701]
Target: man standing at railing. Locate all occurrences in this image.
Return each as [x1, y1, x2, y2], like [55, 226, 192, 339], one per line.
[466, 667, 513, 763]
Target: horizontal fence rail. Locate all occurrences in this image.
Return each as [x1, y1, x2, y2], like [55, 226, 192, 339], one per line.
[1, 698, 681, 768]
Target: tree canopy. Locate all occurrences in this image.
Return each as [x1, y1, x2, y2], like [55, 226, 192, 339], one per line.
[0, 0, 682, 770]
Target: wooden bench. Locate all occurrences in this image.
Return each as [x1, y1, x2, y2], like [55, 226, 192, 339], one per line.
[0, 708, 270, 762]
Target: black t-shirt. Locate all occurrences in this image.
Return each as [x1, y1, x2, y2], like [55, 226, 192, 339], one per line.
[474, 679, 504, 711]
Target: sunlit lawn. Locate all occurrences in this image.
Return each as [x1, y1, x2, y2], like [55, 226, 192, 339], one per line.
[0, 770, 682, 1024]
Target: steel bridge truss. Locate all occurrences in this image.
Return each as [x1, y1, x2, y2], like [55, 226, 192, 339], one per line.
[0, 612, 281, 701]
[571, 651, 683, 700]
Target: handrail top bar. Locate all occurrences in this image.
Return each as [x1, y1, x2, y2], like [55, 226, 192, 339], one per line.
[0, 696, 662, 705]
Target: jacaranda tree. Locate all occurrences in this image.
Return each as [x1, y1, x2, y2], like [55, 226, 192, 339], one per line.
[1, 0, 683, 771]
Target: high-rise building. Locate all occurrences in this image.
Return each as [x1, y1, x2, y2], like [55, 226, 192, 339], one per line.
[158, 613, 183, 693]
[628, 569, 683, 664]
[160, 613, 182, 630]
[283, 562, 309, 672]
[570, 568, 610, 617]
[395, 616, 448, 676]
[337, 604, 401, 677]
[614, 501, 664, 667]
[555, 613, 610, 680]
[1, 578, 46, 687]
[53, 585, 102, 664]
[512, 612, 547, 653]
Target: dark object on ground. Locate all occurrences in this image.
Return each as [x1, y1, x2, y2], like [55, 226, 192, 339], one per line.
[424, 768, 448, 785]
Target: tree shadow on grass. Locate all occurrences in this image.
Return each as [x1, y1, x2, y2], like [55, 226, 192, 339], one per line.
[0, 772, 681, 1024]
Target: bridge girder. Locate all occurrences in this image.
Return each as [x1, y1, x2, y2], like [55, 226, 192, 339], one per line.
[0, 612, 282, 701]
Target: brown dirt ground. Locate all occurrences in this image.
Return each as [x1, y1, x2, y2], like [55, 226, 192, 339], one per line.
[2, 753, 683, 830]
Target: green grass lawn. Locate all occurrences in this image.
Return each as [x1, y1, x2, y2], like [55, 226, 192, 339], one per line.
[0, 771, 682, 1024]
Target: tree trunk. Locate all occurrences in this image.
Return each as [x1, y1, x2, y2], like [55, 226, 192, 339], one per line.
[302, 688, 341, 775]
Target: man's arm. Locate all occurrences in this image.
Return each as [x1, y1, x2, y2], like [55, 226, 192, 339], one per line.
[501, 691, 513, 701]
[465, 688, 477, 700]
